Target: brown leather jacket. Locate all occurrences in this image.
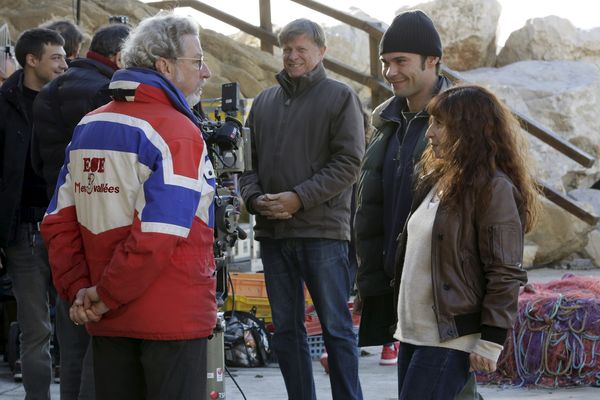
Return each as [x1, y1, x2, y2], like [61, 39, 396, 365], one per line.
[393, 171, 527, 345]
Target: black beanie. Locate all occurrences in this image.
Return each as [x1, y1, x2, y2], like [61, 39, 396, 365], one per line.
[379, 10, 442, 57]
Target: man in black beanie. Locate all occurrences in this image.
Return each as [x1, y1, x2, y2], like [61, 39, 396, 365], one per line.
[355, 9, 482, 400]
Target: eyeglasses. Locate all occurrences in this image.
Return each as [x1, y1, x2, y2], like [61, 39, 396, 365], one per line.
[176, 57, 204, 70]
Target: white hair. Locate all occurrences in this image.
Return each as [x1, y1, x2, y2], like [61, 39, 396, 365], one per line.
[121, 12, 199, 70]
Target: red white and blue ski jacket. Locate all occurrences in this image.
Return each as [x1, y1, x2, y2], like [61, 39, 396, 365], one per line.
[41, 68, 217, 340]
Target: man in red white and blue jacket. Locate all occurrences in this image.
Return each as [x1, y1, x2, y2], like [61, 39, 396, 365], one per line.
[41, 13, 216, 398]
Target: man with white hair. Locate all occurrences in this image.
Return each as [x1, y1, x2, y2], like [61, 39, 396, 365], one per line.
[41, 13, 215, 399]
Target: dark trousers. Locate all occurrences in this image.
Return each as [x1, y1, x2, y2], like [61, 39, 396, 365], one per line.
[92, 336, 207, 400]
[397, 342, 471, 400]
[6, 222, 53, 400]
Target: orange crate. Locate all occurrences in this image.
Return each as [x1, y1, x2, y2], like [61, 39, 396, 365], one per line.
[229, 272, 268, 298]
[229, 272, 312, 302]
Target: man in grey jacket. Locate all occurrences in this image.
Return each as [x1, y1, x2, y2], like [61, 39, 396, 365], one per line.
[239, 18, 365, 400]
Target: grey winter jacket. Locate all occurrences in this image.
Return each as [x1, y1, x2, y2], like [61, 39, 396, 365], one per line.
[239, 63, 365, 241]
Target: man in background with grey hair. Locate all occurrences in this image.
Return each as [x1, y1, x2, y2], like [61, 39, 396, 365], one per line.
[240, 18, 365, 400]
[41, 12, 216, 399]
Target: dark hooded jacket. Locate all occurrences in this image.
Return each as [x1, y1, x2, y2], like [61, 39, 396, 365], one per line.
[354, 75, 450, 346]
[32, 57, 116, 198]
[0, 70, 36, 247]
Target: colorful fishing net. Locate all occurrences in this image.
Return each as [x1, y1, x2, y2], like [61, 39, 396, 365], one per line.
[477, 273, 600, 387]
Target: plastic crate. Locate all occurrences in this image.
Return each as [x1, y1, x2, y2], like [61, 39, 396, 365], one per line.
[223, 295, 272, 322]
[229, 272, 268, 298]
[308, 334, 325, 359]
[228, 272, 312, 302]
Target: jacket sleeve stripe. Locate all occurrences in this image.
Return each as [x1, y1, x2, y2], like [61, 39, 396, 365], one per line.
[140, 221, 190, 237]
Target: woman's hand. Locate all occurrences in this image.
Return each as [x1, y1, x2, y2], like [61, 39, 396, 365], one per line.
[469, 352, 497, 373]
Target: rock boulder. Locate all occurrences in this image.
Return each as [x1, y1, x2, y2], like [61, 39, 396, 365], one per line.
[461, 60, 600, 193]
[397, 0, 500, 70]
[497, 16, 600, 68]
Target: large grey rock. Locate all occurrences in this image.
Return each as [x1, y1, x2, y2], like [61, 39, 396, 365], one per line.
[200, 28, 280, 98]
[584, 230, 600, 267]
[497, 16, 600, 68]
[397, 0, 501, 70]
[569, 188, 600, 216]
[0, 0, 281, 99]
[461, 60, 600, 193]
[569, 189, 600, 266]
[526, 196, 595, 265]
[0, 0, 156, 42]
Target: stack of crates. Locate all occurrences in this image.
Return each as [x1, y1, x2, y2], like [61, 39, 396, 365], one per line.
[223, 272, 312, 323]
[223, 272, 272, 322]
[223, 272, 357, 360]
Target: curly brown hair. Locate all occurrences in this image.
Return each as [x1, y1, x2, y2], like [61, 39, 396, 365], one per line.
[417, 84, 540, 232]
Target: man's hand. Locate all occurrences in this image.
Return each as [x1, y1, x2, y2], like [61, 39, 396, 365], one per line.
[252, 192, 301, 220]
[85, 286, 110, 318]
[69, 286, 109, 325]
[469, 352, 497, 373]
[70, 288, 93, 325]
[265, 192, 302, 215]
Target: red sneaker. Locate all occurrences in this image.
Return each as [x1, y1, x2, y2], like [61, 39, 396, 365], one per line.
[320, 352, 329, 374]
[379, 342, 399, 366]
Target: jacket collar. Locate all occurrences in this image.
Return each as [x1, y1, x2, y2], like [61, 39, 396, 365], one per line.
[276, 62, 327, 98]
[66, 57, 116, 80]
[0, 69, 27, 118]
[108, 67, 200, 126]
[0, 69, 24, 100]
[86, 51, 119, 71]
[372, 75, 451, 131]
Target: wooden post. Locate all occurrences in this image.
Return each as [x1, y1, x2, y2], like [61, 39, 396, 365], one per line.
[369, 36, 388, 108]
[259, 0, 273, 54]
[76, 0, 81, 25]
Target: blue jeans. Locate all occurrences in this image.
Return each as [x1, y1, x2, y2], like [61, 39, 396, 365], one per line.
[56, 296, 95, 399]
[261, 238, 362, 400]
[6, 222, 53, 400]
[397, 343, 471, 400]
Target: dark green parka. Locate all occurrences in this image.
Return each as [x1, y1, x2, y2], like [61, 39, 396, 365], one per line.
[354, 76, 450, 346]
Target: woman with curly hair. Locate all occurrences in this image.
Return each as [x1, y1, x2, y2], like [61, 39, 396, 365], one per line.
[393, 84, 540, 399]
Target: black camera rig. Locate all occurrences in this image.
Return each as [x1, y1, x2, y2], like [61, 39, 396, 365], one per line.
[197, 83, 251, 300]
[197, 83, 254, 400]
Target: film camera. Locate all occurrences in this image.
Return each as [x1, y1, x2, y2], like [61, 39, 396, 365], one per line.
[108, 15, 130, 25]
[199, 84, 253, 400]
[198, 82, 251, 261]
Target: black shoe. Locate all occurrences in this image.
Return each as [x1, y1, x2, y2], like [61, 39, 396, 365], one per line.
[13, 359, 22, 382]
[53, 365, 60, 384]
